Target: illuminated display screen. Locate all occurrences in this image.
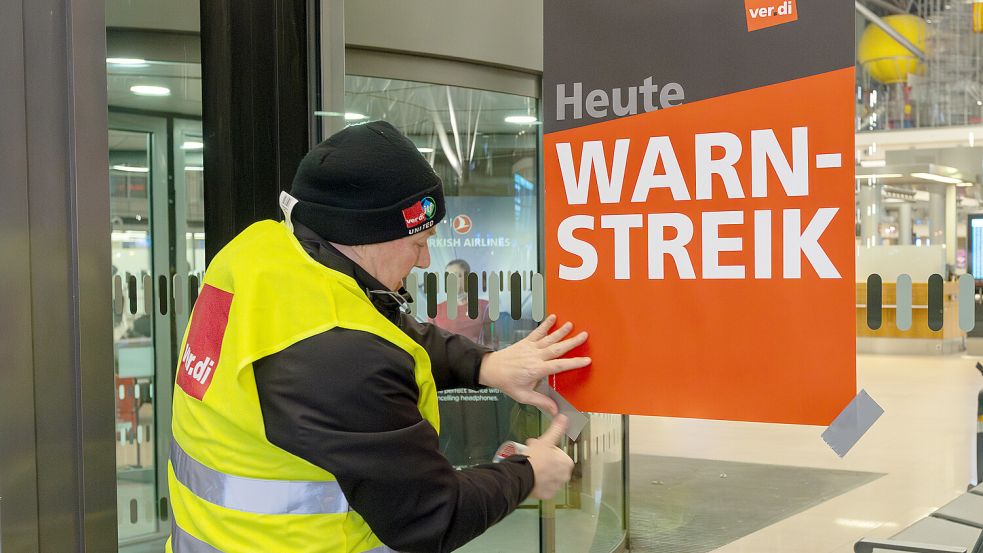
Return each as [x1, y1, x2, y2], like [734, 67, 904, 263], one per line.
[969, 215, 983, 279]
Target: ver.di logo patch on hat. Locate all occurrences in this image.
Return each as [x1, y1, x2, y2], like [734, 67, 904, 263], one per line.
[402, 196, 438, 229]
[421, 196, 437, 219]
[402, 202, 426, 228]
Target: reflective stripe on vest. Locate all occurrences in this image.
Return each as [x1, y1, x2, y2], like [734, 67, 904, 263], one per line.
[172, 520, 402, 553]
[171, 438, 349, 515]
[172, 520, 223, 553]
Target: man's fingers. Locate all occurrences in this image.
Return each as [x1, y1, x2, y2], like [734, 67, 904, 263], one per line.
[540, 322, 574, 347]
[527, 314, 557, 341]
[540, 357, 592, 377]
[539, 414, 569, 446]
[543, 331, 589, 359]
[518, 391, 559, 416]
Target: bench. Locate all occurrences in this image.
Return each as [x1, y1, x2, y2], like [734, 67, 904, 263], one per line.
[855, 492, 983, 553]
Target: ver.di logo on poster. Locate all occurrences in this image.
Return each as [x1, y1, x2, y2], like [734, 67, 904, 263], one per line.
[744, 0, 797, 31]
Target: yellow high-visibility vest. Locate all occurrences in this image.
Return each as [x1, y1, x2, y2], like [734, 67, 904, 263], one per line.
[166, 220, 440, 553]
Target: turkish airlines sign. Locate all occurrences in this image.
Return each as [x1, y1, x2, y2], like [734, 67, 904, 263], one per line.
[545, 0, 856, 424]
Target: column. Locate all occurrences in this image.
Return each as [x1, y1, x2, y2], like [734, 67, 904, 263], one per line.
[898, 202, 913, 246]
[928, 190, 945, 248]
[320, 0, 346, 137]
[859, 182, 883, 247]
[946, 184, 957, 266]
[3, 0, 117, 550]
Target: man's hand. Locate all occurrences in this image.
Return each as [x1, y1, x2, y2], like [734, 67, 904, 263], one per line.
[526, 415, 575, 500]
[478, 314, 590, 415]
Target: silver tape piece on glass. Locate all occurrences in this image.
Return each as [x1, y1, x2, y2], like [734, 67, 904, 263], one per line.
[488, 272, 500, 322]
[895, 274, 912, 331]
[405, 273, 418, 318]
[143, 274, 153, 316]
[446, 272, 458, 321]
[532, 273, 545, 323]
[960, 273, 976, 332]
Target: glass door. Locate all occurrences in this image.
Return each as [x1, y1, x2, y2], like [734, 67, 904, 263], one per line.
[343, 75, 629, 553]
[109, 113, 174, 553]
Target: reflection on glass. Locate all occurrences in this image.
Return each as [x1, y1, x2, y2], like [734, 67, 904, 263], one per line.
[110, 116, 205, 552]
[557, 414, 625, 553]
[347, 76, 542, 552]
[108, 57, 204, 553]
[111, 129, 160, 542]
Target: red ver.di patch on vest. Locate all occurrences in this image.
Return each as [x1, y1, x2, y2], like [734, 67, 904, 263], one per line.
[177, 284, 233, 400]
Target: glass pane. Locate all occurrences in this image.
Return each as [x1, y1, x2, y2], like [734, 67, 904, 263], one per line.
[106, 5, 203, 549]
[346, 76, 546, 552]
[346, 75, 628, 552]
[175, 121, 206, 287]
[556, 414, 625, 553]
[110, 129, 160, 542]
[857, 2, 983, 131]
[622, 7, 983, 549]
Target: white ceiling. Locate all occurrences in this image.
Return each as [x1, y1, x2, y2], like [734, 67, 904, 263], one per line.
[106, 0, 200, 32]
[857, 125, 983, 159]
[108, 131, 148, 152]
[345, 75, 538, 138]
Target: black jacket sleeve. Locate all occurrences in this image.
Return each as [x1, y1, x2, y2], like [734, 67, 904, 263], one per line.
[253, 328, 534, 553]
[399, 315, 492, 391]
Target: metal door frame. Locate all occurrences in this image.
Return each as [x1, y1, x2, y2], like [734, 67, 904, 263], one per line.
[1, 0, 117, 551]
[109, 112, 177, 551]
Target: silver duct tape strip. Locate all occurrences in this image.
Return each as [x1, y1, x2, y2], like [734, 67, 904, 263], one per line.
[405, 273, 418, 318]
[446, 272, 459, 321]
[896, 274, 912, 331]
[532, 273, 545, 323]
[535, 380, 588, 441]
[960, 274, 976, 332]
[174, 274, 185, 315]
[488, 272, 500, 322]
[821, 389, 884, 458]
[143, 274, 153, 316]
[113, 275, 124, 316]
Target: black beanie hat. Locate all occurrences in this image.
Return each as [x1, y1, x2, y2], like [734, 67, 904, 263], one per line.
[289, 120, 445, 245]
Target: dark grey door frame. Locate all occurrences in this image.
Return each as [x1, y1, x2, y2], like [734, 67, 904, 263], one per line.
[0, 0, 117, 551]
[200, 0, 316, 262]
[0, 0, 40, 550]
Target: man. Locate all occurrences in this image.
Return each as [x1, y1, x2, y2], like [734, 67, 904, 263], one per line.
[167, 121, 591, 553]
[430, 259, 493, 346]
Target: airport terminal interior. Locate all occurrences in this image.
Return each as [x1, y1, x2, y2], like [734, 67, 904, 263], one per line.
[11, 0, 983, 552]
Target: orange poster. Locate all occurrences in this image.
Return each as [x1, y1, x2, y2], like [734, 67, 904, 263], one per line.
[544, 0, 856, 424]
